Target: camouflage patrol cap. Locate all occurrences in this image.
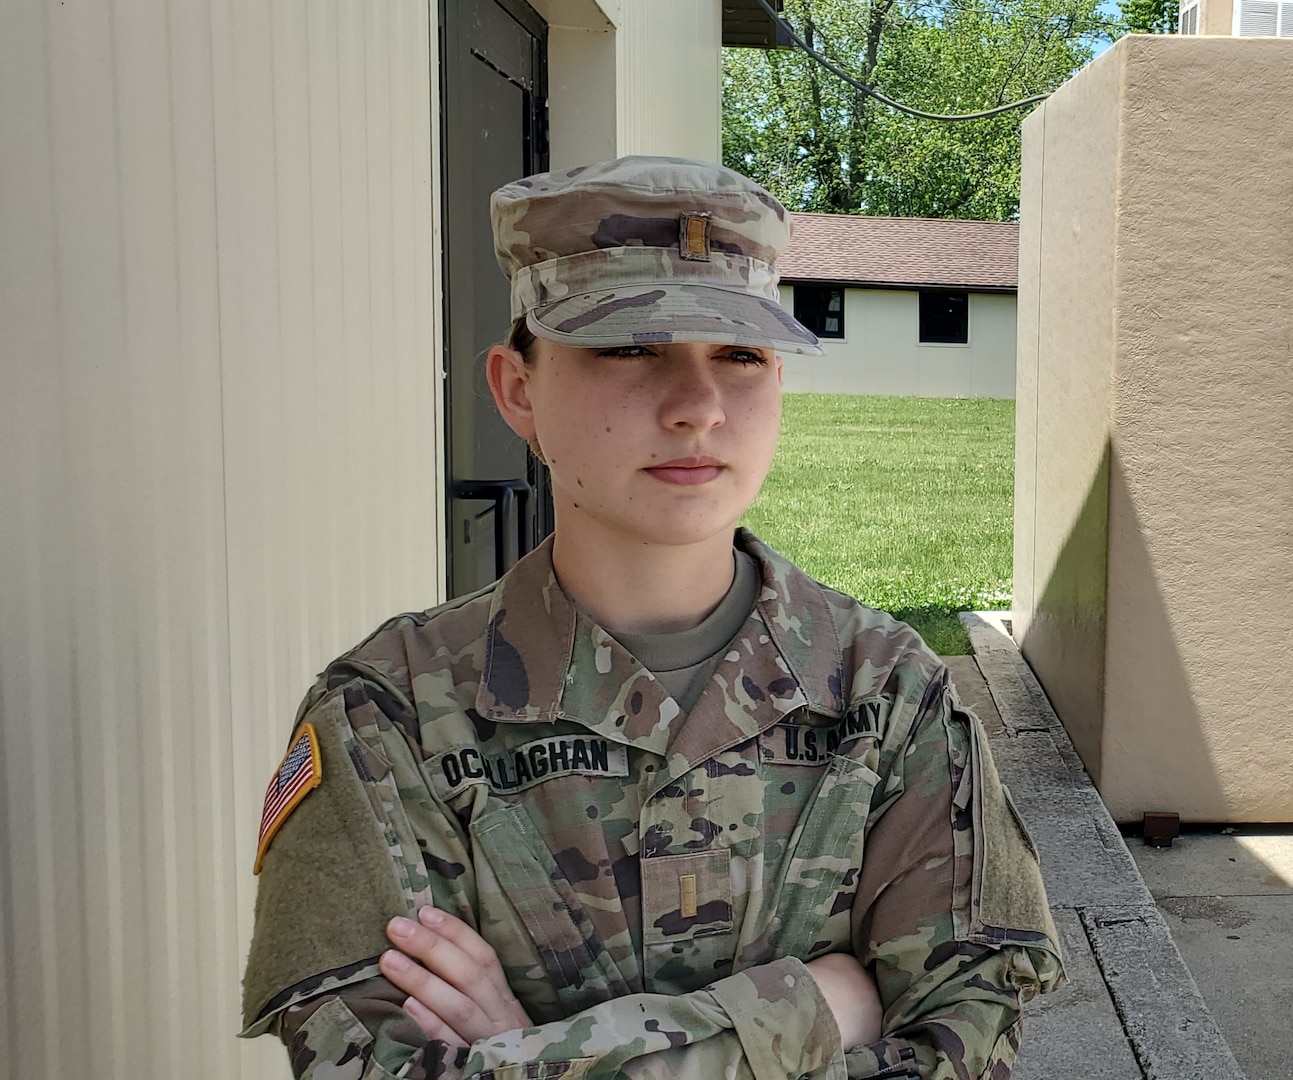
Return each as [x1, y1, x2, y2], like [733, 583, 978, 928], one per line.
[490, 156, 823, 355]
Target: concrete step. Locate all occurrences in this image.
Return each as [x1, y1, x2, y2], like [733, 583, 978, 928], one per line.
[951, 614, 1245, 1080]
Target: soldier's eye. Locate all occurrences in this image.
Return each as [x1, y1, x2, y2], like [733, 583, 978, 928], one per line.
[725, 349, 770, 366]
[596, 346, 655, 359]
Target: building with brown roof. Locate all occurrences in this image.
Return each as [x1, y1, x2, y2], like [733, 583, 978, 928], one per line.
[776, 212, 1019, 398]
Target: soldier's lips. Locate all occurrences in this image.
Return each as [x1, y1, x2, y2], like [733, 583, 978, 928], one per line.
[643, 457, 725, 486]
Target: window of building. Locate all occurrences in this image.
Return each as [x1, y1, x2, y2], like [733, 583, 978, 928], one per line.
[793, 285, 845, 339]
[1179, 1, 1199, 33]
[918, 290, 969, 344]
[1235, 0, 1293, 35]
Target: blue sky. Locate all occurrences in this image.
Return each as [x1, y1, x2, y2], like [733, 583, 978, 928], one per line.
[1092, 0, 1125, 56]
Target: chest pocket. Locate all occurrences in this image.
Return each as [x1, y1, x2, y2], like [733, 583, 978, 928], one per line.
[470, 800, 632, 1017]
[763, 754, 881, 960]
[640, 847, 733, 988]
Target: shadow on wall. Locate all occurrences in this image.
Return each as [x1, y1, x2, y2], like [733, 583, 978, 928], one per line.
[1020, 440, 1110, 782]
[1024, 439, 1231, 823]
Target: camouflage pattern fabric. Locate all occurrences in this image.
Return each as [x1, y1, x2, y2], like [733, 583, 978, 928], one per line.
[241, 529, 1063, 1079]
[490, 156, 824, 355]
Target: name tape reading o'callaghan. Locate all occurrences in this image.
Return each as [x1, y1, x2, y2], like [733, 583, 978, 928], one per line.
[429, 735, 629, 796]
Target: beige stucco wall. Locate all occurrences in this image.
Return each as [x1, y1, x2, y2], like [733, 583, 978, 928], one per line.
[1013, 39, 1121, 784]
[1015, 35, 1293, 822]
[779, 285, 1017, 398]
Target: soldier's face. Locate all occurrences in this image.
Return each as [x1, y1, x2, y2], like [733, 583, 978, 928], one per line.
[490, 337, 783, 549]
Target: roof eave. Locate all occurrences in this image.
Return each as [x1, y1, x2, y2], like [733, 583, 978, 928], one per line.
[780, 277, 1018, 293]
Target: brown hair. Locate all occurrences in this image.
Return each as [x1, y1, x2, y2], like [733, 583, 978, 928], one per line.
[507, 316, 537, 364]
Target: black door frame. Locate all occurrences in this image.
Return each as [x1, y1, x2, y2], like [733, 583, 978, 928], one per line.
[438, 0, 551, 597]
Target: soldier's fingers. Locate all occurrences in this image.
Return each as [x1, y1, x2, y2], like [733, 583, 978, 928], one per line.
[383, 918, 529, 1039]
[401, 995, 468, 1049]
[415, 907, 525, 1011]
[379, 948, 481, 1034]
[386, 916, 502, 1006]
[415, 908, 503, 970]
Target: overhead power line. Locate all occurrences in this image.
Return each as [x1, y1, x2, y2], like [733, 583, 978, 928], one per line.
[913, 0, 1113, 30]
[751, 0, 1054, 121]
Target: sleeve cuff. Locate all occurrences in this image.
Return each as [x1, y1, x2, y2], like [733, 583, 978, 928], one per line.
[706, 957, 847, 1080]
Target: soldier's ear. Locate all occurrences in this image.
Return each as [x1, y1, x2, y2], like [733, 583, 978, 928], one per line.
[486, 343, 537, 439]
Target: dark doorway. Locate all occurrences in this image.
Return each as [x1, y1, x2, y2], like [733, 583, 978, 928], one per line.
[440, 0, 550, 598]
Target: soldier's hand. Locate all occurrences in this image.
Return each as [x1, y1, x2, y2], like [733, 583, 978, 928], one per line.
[381, 906, 533, 1046]
[805, 952, 884, 1050]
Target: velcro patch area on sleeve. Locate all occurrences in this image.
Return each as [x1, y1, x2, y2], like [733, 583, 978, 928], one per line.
[241, 691, 411, 1031]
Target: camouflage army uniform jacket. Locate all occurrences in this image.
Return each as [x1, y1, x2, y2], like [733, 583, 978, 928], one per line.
[241, 529, 1062, 1080]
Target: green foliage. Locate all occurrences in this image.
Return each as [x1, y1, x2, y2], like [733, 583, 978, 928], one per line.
[723, 0, 1119, 220]
[889, 606, 977, 655]
[742, 394, 1017, 656]
[1120, 0, 1178, 34]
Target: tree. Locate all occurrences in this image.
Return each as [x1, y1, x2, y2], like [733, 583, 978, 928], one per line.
[723, 0, 1117, 220]
[1121, 0, 1179, 34]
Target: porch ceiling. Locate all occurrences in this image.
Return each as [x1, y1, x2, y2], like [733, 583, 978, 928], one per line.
[722, 0, 792, 48]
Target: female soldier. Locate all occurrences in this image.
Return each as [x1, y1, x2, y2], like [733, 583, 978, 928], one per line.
[240, 156, 1062, 1080]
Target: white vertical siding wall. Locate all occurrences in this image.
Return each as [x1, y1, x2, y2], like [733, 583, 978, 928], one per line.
[616, 0, 722, 159]
[533, 0, 618, 168]
[0, 3, 443, 1078]
[778, 286, 1018, 398]
[541, 0, 722, 169]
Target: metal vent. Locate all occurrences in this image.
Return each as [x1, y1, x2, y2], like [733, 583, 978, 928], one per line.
[1238, 0, 1280, 35]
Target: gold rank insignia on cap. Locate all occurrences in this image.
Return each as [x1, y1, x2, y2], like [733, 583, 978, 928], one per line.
[254, 722, 322, 875]
[679, 211, 712, 261]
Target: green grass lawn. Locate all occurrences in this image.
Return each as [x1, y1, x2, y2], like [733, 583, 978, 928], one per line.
[742, 394, 1015, 655]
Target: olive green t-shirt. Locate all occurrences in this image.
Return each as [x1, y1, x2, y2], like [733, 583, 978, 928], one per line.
[610, 550, 760, 714]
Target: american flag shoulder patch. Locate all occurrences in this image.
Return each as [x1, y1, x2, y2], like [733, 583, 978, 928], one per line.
[254, 722, 323, 875]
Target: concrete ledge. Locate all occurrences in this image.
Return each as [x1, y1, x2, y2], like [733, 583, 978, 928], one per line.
[960, 613, 1245, 1080]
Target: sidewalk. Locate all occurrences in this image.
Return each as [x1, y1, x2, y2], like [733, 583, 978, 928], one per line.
[1129, 831, 1293, 1079]
[950, 613, 1246, 1080]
